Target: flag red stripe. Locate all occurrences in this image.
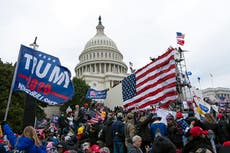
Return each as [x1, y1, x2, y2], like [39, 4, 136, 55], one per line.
[137, 91, 178, 109]
[127, 92, 177, 111]
[136, 48, 175, 74]
[124, 82, 177, 108]
[136, 64, 176, 90]
[136, 55, 174, 81]
[51, 91, 68, 100]
[137, 73, 176, 95]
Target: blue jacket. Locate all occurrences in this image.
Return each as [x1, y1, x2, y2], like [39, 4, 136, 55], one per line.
[3, 123, 46, 153]
[112, 119, 125, 142]
[150, 121, 167, 140]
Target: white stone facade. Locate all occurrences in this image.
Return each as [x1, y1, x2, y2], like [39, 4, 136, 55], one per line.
[202, 87, 230, 102]
[75, 17, 128, 90]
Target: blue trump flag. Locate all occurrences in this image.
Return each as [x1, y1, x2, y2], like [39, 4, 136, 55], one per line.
[13, 45, 75, 105]
[86, 88, 107, 99]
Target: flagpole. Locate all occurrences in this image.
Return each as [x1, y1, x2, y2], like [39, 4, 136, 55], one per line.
[4, 46, 22, 121]
[210, 73, 214, 88]
[197, 77, 201, 90]
[23, 37, 39, 129]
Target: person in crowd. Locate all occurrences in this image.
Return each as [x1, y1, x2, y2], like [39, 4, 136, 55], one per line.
[57, 143, 65, 153]
[46, 141, 58, 153]
[82, 142, 91, 153]
[135, 112, 153, 153]
[66, 106, 74, 130]
[90, 144, 100, 153]
[112, 112, 125, 153]
[150, 113, 167, 140]
[166, 113, 183, 151]
[216, 113, 230, 145]
[1, 121, 46, 152]
[100, 147, 110, 153]
[219, 141, 230, 153]
[125, 112, 135, 147]
[182, 126, 214, 153]
[99, 116, 114, 152]
[73, 105, 82, 133]
[150, 134, 176, 153]
[127, 135, 143, 153]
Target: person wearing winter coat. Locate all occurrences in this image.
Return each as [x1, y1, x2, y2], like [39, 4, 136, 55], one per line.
[127, 135, 143, 153]
[1, 121, 46, 153]
[112, 113, 125, 153]
[182, 126, 214, 153]
[166, 113, 183, 150]
[100, 117, 114, 151]
[125, 113, 135, 147]
[150, 135, 176, 153]
[135, 113, 153, 153]
[150, 113, 167, 140]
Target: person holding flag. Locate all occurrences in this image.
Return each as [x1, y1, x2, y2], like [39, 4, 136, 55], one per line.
[1, 121, 46, 153]
[4, 45, 75, 121]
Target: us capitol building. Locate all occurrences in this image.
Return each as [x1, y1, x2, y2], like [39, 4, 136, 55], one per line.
[44, 17, 128, 116]
[75, 16, 128, 90]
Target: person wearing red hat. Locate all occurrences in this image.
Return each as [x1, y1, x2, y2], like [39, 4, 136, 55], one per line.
[176, 112, 183, 119]
[182, 126, 213, 153]
[90, 144, 100, 153]
[218, 141, 230, 153]
[216, 112, 230, 145]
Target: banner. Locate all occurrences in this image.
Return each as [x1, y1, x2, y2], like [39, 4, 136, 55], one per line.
[191, 88, 211, 114]
[86, 88, 107, 99]
[13, 45, 75, 105]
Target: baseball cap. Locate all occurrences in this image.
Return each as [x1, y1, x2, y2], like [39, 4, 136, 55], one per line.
[223, 141, 230, 146]
[90, 144, 100, 153]
[190, 126, 208, 137]
[176, 112, 183, 119]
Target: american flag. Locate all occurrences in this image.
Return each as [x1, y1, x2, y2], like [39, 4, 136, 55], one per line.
[122, 48, 178, 111]
[87, 113, 104, 124]
[176, 32, 185, 39]
[176, 32, 185, 46]
[177, 39, 185, 46]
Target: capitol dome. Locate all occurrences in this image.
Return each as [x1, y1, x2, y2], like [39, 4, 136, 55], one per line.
[75, 16, 128, 90]
[84, 20, 118, 50]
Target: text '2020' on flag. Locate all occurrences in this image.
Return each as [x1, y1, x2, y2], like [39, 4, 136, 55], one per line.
[122, 47, 178, 111]
[13, 45, 75, 105]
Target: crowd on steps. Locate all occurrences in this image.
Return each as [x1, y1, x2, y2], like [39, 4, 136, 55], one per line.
[0, 102, 230, 153]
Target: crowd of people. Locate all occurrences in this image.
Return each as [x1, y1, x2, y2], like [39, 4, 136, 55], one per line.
[0, 102, 230, 153]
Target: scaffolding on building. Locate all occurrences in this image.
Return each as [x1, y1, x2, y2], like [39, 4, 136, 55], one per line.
[172, 47, 193, 111]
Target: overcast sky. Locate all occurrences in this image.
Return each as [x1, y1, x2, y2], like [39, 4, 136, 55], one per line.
[1, 0, 230, 89]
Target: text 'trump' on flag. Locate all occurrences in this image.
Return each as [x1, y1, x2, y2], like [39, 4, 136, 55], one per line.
[122, 47, 178, 111]
[13, 45, 75, 105]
